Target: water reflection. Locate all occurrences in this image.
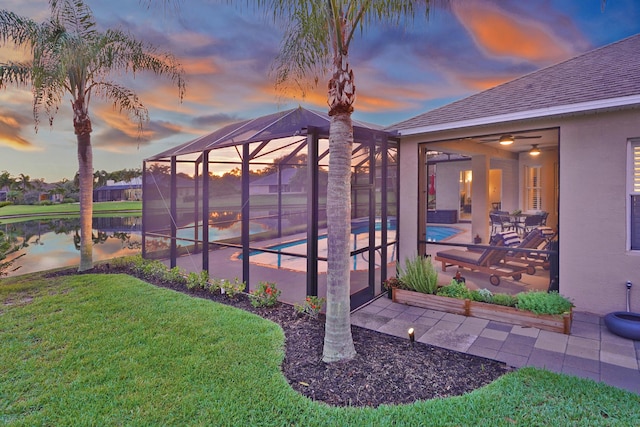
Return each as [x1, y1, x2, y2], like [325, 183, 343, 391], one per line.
[2, 217, 142, 277]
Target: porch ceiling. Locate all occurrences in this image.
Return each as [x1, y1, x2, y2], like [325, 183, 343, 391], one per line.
[426, 128, 558, 159]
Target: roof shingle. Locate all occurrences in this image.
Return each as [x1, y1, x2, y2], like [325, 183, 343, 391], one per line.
[389, 33, 640, 132]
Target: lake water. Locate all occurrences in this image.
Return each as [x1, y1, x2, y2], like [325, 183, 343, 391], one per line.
[2, 214, 403, 277]
[2, 214, 294, 276]
[2, 217, 142, 277]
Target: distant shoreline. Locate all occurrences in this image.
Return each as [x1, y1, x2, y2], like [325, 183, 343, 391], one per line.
[0, 201, 142, 222]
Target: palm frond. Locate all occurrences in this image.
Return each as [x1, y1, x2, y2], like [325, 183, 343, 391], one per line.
[92, 81, 150, 134]
[89, 29, 185, 101]
[0, 61, 32, 87]
[0, 10, 38, 47]
[49, 0, 97, 40]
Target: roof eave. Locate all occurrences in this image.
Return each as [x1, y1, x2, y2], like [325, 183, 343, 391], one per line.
[396, 94, 640, 137]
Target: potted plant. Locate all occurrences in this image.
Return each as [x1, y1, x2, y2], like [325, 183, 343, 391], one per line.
[383, 276, 403, 299]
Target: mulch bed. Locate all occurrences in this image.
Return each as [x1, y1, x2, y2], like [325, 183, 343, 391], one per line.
[47, 265, 514, 407]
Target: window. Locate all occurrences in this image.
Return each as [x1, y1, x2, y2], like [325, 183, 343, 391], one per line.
[525, 166, 542, 211]
[630, 140, 640, 250]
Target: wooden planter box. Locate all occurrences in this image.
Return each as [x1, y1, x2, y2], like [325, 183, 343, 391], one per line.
[392, 288, 572, 334]
[393, 288, 468, 315]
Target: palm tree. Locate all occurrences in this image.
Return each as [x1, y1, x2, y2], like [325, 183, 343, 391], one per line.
[0, 0, 185, 271]
[250, 0, 442, 362]
[17, 174, 33, 192]
[0, 171, 14, 192]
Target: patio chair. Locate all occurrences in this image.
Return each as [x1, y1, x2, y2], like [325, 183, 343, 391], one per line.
[539, 211, 549, 225]
[503, 227, 556, 274]
[490, 213, 515, 235]
[434, 231, 531, 286]
[516, 213, 544, 235]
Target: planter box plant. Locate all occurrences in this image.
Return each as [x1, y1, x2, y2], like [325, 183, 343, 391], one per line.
[390, 255, 573, 334]
[392, 287, 572, 334]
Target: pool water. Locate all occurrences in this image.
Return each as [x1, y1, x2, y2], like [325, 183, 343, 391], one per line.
[426, 225, 461, 242]
[240, 225, 460, 271]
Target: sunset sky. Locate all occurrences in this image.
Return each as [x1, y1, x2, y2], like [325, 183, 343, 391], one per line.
[1, 0, 639, 182]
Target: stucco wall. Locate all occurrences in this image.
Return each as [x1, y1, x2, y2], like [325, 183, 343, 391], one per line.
[398, 108, 640, 315]
[398, 139, 420, 261]
[490, 158, 519, 214]
[559, 109, 640, 315]
[435, 160, 469, 211]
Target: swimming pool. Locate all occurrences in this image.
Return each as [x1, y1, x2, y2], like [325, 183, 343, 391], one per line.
[426, 225, 461, 242]
[239, 225, 460, 271]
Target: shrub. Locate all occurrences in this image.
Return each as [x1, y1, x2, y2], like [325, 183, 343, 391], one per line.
[470, 288, 494, 303]
[517, 291, 573, 315]
[294, 296, 326, 318]
[436, 280, 472, 299]
[164, 266, 186, 285]
[491, 293, 518, 308]
[383, 277, 405, 290]
[249, 281, 281, 308]
[220, 277, 246, 298]
[0, 201, 13, 208]
[186, 270, 210, 290]
[207, 278, 221, 294]
[397, 255, 438, 295]
[140, 259, 168, 281]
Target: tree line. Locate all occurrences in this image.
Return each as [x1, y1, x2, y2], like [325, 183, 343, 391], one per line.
[0, 168, 142, 205]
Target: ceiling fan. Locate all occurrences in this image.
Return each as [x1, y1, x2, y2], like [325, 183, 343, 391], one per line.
[479, 134, 541, 145]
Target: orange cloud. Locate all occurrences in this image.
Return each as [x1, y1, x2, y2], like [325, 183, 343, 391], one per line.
[0, 135, 39, 151]
[0, 111, 41, 151]
[452, 0, 575, 65]
[181, 57, 219, 75]
[95, 104, 153, 139]
[455, 73, 518, 91]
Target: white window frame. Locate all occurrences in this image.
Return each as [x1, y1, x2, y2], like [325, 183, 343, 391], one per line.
[525, 165, 542, 211]
[628, 138, 640, 251]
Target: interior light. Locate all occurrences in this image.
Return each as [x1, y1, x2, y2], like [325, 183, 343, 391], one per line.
[529, 144, 541, 156]
[499, 135, 514, 145]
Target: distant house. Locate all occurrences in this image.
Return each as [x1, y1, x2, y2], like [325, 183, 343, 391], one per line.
[390, 33, 640, 316]
[249, 168, 302, 195]
[94, 178, 142, 202]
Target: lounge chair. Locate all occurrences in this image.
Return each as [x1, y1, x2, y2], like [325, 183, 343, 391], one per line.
[504, 226, 556, 274]
[434, 232, 530, 286]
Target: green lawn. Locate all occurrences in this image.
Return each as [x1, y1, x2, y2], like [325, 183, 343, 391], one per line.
[1, 273, 639, 426]
[0, 201, 141, 220]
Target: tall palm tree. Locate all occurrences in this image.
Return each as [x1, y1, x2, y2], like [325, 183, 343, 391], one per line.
[251, 0, 442, 362]
[0, 0, 185, 271]
[17, 174, 33, 192]
[0, 171, 14, 192]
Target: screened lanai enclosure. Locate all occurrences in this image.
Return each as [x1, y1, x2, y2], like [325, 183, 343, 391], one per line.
[142, 107, 398, 309]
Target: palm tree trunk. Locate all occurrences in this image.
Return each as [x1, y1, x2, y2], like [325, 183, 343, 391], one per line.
[322, 50, 357, 363]
[77, 131, 93, 271]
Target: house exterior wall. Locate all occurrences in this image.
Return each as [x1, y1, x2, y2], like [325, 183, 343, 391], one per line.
[435, 161, 468, 211]
[249, 185, 271, 195]
[559, 109, 640, 315]
[398, 139, 421, 261]
[490, 158, 519, 214]
[398, 108, 640, 316]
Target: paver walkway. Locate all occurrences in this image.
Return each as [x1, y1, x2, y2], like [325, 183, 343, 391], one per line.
[351, 295, 640, 395]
